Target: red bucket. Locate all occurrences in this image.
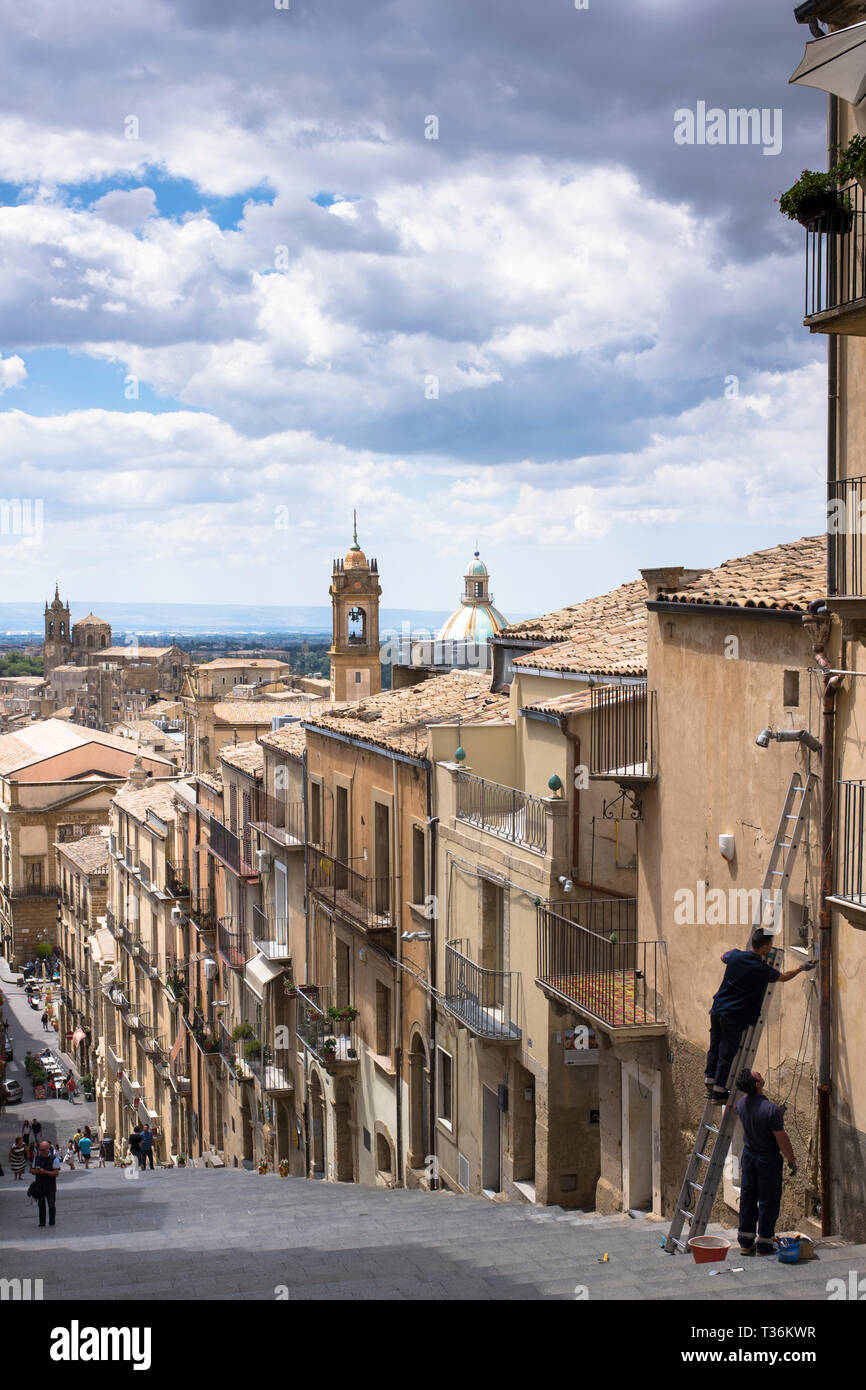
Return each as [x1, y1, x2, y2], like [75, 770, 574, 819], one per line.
[688, 1236, 730, 1264]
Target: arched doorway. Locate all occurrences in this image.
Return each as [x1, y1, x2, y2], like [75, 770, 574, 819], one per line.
[309, 1071, 326, 1179]
[333, 1075, 354, 1183]
[408, 1033, 429, 1170]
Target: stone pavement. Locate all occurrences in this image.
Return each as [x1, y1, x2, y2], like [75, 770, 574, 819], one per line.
[1, 1162, 863, 1301]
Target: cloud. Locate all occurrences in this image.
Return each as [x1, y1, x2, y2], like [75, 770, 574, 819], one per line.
[0, 354, 26, 391]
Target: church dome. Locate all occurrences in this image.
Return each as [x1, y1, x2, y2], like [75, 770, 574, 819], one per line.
[437, 549, 508, 643]
[344, 546, 368, 571]
[465, 552, 488, 578]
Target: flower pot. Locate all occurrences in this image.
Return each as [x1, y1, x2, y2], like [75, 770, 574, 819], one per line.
[796, 191, 852, 233]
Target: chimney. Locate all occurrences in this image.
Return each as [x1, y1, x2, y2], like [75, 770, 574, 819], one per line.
[126, 753, 148, 790]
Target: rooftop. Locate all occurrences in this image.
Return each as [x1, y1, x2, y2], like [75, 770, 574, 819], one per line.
[197, 658, 289, 671]
[113, 777, 182, 824]
[100, 645, 182, 659]
[499, 578, 649, 648]
[0, 718, 175, 777]
[55, 831, 110, 874]
[258, 721, 309, 760]
[219, 740, 265, 777]
[649, 535, 826, 611]
[213, 699, 312, 724]
[304, 671, 510, 758]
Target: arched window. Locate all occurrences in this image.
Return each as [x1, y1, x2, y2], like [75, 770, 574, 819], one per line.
[474, 581, 483, 598]
[60, 622, 66, 638]
[48, 621, 54, 638]
[100, 634, 107, 648]
[87, 634, 93, 648]
[376, 1131, 393, 1175]
[347, 606, 366, 644]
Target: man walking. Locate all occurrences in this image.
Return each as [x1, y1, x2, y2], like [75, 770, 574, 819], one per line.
[140, 1125, 154, 1171]
[128, 1124, 144, 1169]
[31, 1140, 61, 1229]
[705, 931, 815, 1102]
[735, 1068, 797, 1256]
[78, 1128, 92, 1169]
[40, 1010, 49, 1031]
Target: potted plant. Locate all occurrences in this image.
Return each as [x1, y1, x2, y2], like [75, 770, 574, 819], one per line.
[283, 978, 298, 998]
[833, 134, 866, 192]
[80, 1072, 94, 1100]
[778, 169, 851, 232]
[321, 1036, 338, 1061]
[243, 1038, 263, 1060]
[232, 1022, 254, 1041]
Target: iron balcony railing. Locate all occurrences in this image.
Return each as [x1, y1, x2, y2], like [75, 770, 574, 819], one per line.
[251, 903, 290, 959]
[455, 772, 547, 853]
[251, 791, 305, 847]
[308, 854, 398, 932]
[217, 915, 249, 969]
[126, 1006, 151, 1032]
[166, 860, 190, 898]
[209, 816, 258, 878]
[545, 896, 638, 944]
[296, 986, 358, 1066]
[536, 902, 665, 1030]
[108, 986, 129, 1011]
[443, 940, 521, 1041]
[804, 180, 866, 323]
[188, 895, 217, 934]
[828, 475, 866, 599]
[836, 780, 866, 907]
[590, 683, 655, 779]
[164, 958, 189, 1002]
[10, 881, 59, 899]
[139, 863, 153, 889]
[187, 1008, 220, 1058]
[135, 940, 159, 979]
[169, 1050, 191, 1093]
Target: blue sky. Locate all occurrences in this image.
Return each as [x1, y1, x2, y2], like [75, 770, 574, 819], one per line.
[0, 0, 830, 617]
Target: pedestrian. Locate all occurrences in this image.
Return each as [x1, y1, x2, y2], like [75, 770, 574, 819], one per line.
[66, 1075, 76, 1104]
[735, 1068, 798, 1256]
[78, 1129, 92, 1169]
[9, 1136, 28, 1179]
[31, 1140, 61, 1228]
[129, 1124, 144, 1169]
[705, 931, 816, 1102]
[73, 1128, 82, 1152]
[97, 1136, 107, 1168]
[31, 1118, 42, 1146]
[40, 1010, 49, 1030]
[22, 1118, 31, 1148]
[140, 1125, 154, 1171]
[62, 1141, 76, 1170]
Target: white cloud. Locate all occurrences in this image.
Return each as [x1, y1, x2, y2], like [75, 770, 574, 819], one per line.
[0, 354, 26, 391]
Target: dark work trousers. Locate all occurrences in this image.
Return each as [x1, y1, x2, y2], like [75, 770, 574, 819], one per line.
[738, 1148, 783, 1250]
[705, 1012, 747, 1089]
[142, 1148, 154, 1170]
[135, 1148, 146, 1169]
[35, 1177, 56, 1227]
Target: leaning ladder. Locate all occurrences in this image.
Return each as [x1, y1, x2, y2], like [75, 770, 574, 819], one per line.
[663, 770, 817, 1254]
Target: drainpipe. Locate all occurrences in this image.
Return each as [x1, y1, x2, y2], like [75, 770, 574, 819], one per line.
[828, 93, 839, 602]
[560, 722, 581, 873]
[808, 599, 844, 1237]
[393, 759, 403, 1187]
[427, 775, 439, 1191]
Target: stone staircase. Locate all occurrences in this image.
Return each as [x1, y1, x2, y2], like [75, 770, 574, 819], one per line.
[1, 1164, 860, 1301]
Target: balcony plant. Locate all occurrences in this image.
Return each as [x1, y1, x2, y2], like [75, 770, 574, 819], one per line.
[232, 1022, 254, 1041]
[283, 978, 298, 998]
[833, 134, 866, 191]
[321, 1036, 338, 1060]
[778, 169, 850, 231]
[326, 1005, 358, 1023]
[243, 1038, 263, 1060]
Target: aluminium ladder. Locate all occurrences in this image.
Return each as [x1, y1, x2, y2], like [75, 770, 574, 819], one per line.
[663, 770, 817, 1254]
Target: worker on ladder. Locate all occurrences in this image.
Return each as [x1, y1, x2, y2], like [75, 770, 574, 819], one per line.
[704, 930, 815, 1103]
[734, 1068, 797, 1256]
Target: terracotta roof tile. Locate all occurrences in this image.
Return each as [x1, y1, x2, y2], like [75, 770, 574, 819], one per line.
[303, 671, 510, 757]
[218, 741, 265, 777]
[55, 832, 110, 874]
[651, 535, 826, 611]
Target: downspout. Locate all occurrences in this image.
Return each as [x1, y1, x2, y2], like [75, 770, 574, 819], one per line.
[560, 721, 581, 873]
[302, 747, 311, 1175]
[427, 773, 438, 1190]
[828, 92, 839, 604]
[808, 598, 843, 1238]
[393, 758, 403, 1187]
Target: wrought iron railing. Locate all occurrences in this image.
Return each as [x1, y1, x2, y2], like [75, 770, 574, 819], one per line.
[536, 903, 665, 1029]
[251, 791, 305, 846]
[251, 903, 290, 959]
[590, 683, 655, 778]
[126, 1006, 151, 1032]
[308, 854, 398, 932]
[217, 915, 249, 969]
[805, 181, 866, 321]
[545, 896, 637, 944]
[210, 816, 257, 877]
[166, 859, 190, 898]
[295, 986, 358, 1066]
[836, 779, 866, 906]
[443, 940, 520, 1041]
[169, 1050, 191, 1093]
[828, 475, 866, 599]
[10, 881, 59, 899]
[455, 772, 547, 853]
[188, 895, 217, 933]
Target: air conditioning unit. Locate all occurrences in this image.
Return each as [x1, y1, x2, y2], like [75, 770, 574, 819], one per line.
[171, 905, 183, 924]
[203, 958, 217, 980]
[255, 849, 272, 874]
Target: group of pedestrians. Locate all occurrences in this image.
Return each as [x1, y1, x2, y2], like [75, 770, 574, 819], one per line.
[128, 1123, 155, 1170]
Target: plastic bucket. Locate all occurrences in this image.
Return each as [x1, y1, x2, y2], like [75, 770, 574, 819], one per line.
[688, 1236, 730, 1264]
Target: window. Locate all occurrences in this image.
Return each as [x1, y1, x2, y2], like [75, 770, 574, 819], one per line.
[355, 671, 362, 684]
[437, 1047, 453, 1128]
[481, 878, 505, 997]
[310, 781, 322, 847]
[24, 859, 44, 893]
[783, 670, 800, 707]
[376, 1132, 392, 1175]
[412, 825, 426, 905]
[375, 980, 392, 1057]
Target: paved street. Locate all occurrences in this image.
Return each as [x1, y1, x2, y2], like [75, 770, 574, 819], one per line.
[1, 1159, 863, 1301]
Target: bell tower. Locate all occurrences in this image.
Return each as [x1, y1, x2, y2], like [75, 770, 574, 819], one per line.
[44, 583, 72, 678]
[329, 514, 382, 702]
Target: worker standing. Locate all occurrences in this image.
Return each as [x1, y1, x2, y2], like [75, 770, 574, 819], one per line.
[735, 1068, 797, 1256]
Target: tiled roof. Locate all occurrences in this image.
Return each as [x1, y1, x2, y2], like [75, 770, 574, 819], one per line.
[0, 718, 174, 776]
[514, 635, 647, 676]
[651, 535, 826, 611]
[259, 721, 311, 759]
[519, 689, 601, 717]
[219, 741, 265, 777]
[498, 578, 648, 645]
[101, 646, 182, 659]
[113, 778, 181, 824]
[55, 832, 110, 874]
[198, 658, 289, 670]
[213, 700, 309, 724]
[303, 671, 510, 758]
[197, 770, 223, 793]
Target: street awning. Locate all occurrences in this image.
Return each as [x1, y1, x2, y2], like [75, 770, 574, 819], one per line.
[790, 21, 866, 129]
[88, 927, 115, 966]
[244, 953, 284, 999]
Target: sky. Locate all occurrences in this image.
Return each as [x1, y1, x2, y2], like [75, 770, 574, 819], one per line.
[0, 0, 832, 619]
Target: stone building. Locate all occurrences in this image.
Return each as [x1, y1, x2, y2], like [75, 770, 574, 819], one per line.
[328, 520, 382, 703]
[54, 832, 110, 1084]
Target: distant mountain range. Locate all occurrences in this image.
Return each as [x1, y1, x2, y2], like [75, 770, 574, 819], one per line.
[0, 601, 468, 638]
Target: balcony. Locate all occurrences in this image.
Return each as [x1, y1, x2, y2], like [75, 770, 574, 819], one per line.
[251, 903, 290, 960]
[308, 854, 398, 935]
[9, 881, 59, 899]
[217, 915, 249, 970]
[828, 476, 866, 619]
[187, 895, 217, 935]
[209, 816, 258, 878]
[164, 958, 189, 1003]
[135, 941, 159, 980]
[106, 1043, 124, 1076]
[443, 940, 521, 1042]
[804, 182, 866, 336]
[536, 901, 666, 1037]
[169, 1051, 191, 1094]
[250, 791, 305, 849]
[456, 772, 547, 854]
[166, 860, 190, 898]
[590, 683, 655, 781]
[185, 1008, 221, 1059]
[126, 1006, 151, 1033]
[120, 1072, 141, 1106]
[296, 987, 359, 1069]
[108, 986, 129, 1011]
[830, 780, 866, 929]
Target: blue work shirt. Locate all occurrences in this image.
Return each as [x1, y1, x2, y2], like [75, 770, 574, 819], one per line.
[736, 1093, 785, 1156]
[711, 949, 780, 1025]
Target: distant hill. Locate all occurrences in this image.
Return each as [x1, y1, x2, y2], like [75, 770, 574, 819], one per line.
[0, 601, 464, 638]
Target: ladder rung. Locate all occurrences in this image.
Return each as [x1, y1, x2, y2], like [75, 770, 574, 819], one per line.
[688, 1181, 703, 1192]
[679, 1209, 694, 1222]
[705, 1124, 719, 1135]
[696, 1151, 711, 1162]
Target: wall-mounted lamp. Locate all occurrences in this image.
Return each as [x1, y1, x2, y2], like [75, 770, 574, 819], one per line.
[557, 875, 574, 893]
[756, 728, 821, 754]
[719, 835, 735, 862]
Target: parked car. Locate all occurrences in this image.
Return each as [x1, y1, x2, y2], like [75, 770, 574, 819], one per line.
[3, 1079, 23, 1104]
[3, 1034, 12, 1061]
